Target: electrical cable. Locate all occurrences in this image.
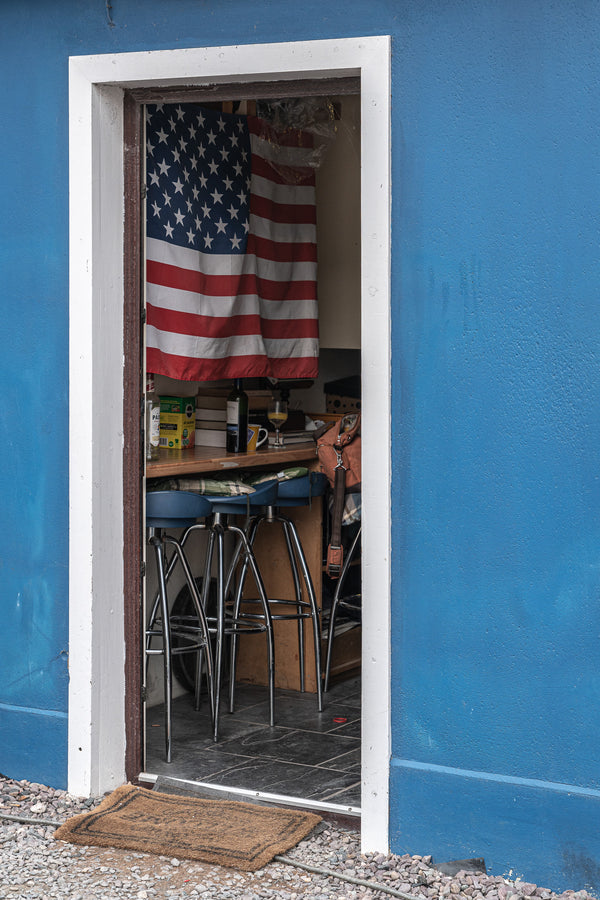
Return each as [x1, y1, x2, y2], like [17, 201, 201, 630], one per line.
[0, 811, 65, 827]
[273, 854, 423, 899]
[0, 810, 425, 899]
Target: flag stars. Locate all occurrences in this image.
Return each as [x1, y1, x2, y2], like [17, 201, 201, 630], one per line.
[151, 201, 161, 217]
[215, 218, 227, 234]
[156, 127, 169, 144]
[174, 208, 185, 226]
[164, 221, 174, 238]
[207, 130, 217, 145]
[201, 203, 211, 218]
[210, 188, 223, 205]
[186, 228, 196, 244]
[172, 177, 184, 195]
[162, 191, 172, 207]
[208, 160, 219, 176]
[158, 159, 170, 176]
[228, 204, 239, 220]
[148, 170, 160, 187]
[230, 233, 242, 250]
[203, 233, 214, 249]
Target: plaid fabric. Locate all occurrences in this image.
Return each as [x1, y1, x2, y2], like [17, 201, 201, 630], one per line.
[147, 476, 255, 496]
[244, 466, 309, 486]
[342, 492, 362, 525]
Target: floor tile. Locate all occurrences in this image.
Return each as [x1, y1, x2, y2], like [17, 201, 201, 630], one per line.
[145, 673, 362, 808]
[217, 725, 360, 767]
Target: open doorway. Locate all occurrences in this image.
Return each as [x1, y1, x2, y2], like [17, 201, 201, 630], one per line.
[68, 36, 390, 851]
[139, 88, 363, 811]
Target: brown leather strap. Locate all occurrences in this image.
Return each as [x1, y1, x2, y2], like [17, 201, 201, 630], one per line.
[327, 465, 346, 578]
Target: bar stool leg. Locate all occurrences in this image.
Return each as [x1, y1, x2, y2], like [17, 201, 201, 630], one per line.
[149, 533, 174, 763]
[165, 535, 215, 726]
[279, 518, 306, 692]
[227, 520, 275, 727]
[277, 514, 323, 713]
[324, 525, 361, 693]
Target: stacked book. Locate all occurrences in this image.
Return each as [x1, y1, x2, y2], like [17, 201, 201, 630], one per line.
[195, 396, 227, 448]
[267, 429, 316, 447]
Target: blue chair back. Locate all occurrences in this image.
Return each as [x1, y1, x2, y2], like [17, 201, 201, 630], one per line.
[146, 490, 213, 528]
[276, 472, 328, 503]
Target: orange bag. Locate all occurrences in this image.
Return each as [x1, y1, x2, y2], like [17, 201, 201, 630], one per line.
[315, 414, 361, 577]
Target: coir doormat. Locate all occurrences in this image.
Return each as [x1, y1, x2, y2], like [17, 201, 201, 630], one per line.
[54, 784, 321, 872]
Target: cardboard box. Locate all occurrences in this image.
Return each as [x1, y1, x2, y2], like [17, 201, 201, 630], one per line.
[159, 396, 195, 449]
[326, 394, 361, 414]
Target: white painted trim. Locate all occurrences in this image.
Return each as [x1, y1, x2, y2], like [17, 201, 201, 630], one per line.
[68, 36, 391, 850]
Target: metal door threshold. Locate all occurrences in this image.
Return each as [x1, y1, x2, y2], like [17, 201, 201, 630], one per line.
[139, 772, 361, 820]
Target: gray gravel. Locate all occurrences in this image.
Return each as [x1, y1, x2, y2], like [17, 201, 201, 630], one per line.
[0, 775, 596, 899]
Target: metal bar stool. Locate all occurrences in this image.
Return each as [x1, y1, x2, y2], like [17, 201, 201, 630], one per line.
[145, 490, 215, 763]
[147, 481, 279, 743]
[198, 480, 278, 741]
[228, 471, 328, 716]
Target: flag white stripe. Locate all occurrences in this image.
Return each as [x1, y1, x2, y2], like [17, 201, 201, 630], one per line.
[250, 134, 317, 169]
[249, 214, 317, 244]
[147, 325, 317, 360]
[251, 174, 316, 205]
[147, 283, 319, 320]
[147, 236, 317, 277]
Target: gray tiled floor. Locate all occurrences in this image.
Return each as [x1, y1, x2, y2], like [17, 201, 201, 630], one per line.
[145, 672, 361, 808]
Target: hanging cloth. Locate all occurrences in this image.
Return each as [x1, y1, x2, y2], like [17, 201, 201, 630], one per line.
[145, 103, 319, 382]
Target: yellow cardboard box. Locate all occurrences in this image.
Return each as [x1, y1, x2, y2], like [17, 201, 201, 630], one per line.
[159, 396, 195, 449]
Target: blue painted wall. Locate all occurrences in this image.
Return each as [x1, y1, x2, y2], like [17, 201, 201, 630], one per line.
[1, 0, 599, 891]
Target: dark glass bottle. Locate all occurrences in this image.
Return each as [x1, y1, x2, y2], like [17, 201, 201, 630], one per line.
[226, 378, 248, 453]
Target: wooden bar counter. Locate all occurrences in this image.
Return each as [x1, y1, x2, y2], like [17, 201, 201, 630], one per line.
[146, 441, 318, 479]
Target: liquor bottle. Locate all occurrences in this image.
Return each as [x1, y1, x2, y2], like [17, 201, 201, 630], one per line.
[226, 378, 248, 453]
[145, 374, 161, 461]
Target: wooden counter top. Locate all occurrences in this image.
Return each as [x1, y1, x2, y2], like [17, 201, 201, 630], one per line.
[146, 441, 317, 479]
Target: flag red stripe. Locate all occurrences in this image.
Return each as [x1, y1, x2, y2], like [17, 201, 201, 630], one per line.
[250, 192, 317, 225]
[147, 259, 316, 302]
[147, 346, 318, 382]
[147, 303, 319, 339]
[246, 233, 317, 263]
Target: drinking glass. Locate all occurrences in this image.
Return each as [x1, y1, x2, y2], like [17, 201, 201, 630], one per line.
[267, 399, 288, 448]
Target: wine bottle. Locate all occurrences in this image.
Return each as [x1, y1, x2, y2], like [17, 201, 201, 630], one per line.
[226, 378, 248, 453]
[145, 374, 161, 461]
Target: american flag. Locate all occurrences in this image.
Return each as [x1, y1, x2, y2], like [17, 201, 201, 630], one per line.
[145, 103, 319, 382]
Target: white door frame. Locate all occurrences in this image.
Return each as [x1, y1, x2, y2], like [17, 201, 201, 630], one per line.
[68, 35, 391, 851]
